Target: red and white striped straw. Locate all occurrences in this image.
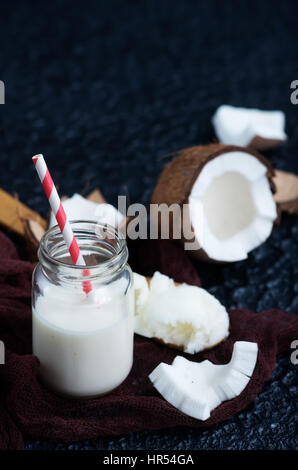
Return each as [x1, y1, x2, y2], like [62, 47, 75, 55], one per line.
[32, 154, 92, 295]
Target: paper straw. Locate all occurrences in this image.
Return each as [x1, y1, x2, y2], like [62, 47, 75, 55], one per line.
[32, 154, 92, 295]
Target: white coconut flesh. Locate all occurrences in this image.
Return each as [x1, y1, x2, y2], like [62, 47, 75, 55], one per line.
[188, 151, 277, 262]
[149, 341, 258, 421]
[133, 271, 229, 354]
[49, 193, 124, 229]
[212, 105, 287, 147]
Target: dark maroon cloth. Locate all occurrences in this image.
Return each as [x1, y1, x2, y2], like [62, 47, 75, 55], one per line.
[0, 232, 297, 450]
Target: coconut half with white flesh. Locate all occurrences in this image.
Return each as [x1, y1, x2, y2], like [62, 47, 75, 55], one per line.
[212, 105, 287, 150]
[151, 144, 278, 262]
[149, 341, 258, 421]
[133, 271, 230, 354]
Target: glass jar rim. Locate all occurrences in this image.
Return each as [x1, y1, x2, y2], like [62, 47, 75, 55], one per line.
[38, 220, 128, 283]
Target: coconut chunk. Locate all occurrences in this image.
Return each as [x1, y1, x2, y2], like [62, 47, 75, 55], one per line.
[133, 272, 150, 313]
[133, 272, 229, 354]
[229, 341, 258, 377]
[49, 193, 124, 229]
[150, 362, 212, 420]
[212, 105, 287, 150]
[149, 341, 258, 420]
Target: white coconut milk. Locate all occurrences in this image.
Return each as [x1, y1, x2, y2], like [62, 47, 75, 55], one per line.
[32, 283, 134, 398]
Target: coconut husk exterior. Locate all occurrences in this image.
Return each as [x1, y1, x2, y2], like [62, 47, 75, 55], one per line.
[144, 276, 228, 353]
[151, 144, 277, 262]
[86, 189, 106, 204]
[273, 170, 298, 215]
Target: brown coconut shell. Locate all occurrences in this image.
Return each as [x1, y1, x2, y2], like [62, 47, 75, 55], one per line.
[248, 135, 284, 152]
[151, 144, 277, 262]
[144, 276, 228, 353]
[273, 170, 298, 215]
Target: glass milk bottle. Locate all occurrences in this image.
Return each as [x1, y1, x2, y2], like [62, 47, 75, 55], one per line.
[32, 221, 134, 398]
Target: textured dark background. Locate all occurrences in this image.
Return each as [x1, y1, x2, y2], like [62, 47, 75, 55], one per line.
[0, 0, 297, 450]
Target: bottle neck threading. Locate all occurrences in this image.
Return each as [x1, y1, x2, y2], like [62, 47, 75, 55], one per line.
[38, 221, 129, 287]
